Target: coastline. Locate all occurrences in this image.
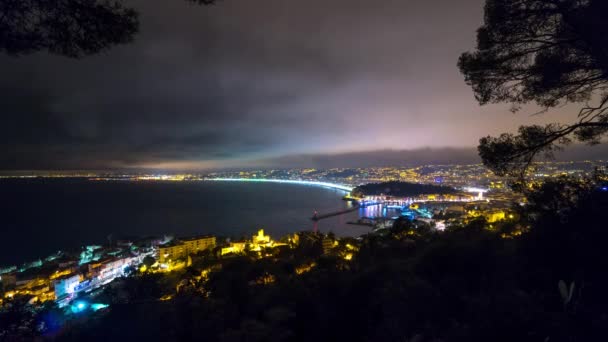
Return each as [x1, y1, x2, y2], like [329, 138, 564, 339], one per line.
[204, 177, 354, 192]
[0, 179, 361, 266]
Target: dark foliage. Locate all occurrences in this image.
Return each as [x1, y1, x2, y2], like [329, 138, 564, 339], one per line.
[0, 0, 138, 58]
[352, 181, 457, 197]
[459, 0, 608, 177]
[0, 296, 37, 340]
[0, 0, 217, 58]
[48, 180, 608, 342]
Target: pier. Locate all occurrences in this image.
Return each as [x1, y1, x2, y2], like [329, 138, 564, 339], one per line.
[311, 203, 382, 221]
[311, 206, 359, 221]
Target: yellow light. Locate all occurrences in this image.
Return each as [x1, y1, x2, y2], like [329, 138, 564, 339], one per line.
[159, 294, 173, 301]
[295, 262, 317, 275]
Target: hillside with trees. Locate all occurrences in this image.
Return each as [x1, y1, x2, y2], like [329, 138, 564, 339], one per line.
[43, 177, 608, 341]
[351, 181, 458, 198]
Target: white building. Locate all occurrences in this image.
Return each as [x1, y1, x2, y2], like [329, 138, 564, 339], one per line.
[53, 274, 81, 299]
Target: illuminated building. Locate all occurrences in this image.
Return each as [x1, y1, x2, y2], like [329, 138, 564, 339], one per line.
[250, 229, 287, 254]
[159, 243, 186, 264]
[484, 210, 506, 223]
[252, 229, 270, 245]
[182, 235, 216, 254]
[5, 277, 55, 303]
[49, 268, 74, 280]
[464, 201, 515, 223]
[79, 245, 103, 265]
[220, 229, 285, 256]
[159, 235, 216, 264]
[53, 274, 81, 300]
[221, 241, 247, 256]
[88, 257, 132, 284]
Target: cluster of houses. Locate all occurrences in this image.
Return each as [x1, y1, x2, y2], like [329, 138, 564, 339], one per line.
[1, 229, 294, 308]
[0, 239, 160, 307]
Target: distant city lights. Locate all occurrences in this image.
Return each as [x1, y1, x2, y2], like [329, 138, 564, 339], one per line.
[207, 178, 353, 192]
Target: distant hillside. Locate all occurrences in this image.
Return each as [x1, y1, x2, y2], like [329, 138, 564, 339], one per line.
[352, 181, 457, 197]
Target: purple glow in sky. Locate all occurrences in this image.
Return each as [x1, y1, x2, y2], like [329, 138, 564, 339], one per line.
[0, 0, 596, 170]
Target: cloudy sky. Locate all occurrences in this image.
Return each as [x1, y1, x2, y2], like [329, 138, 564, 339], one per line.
[0, 0, 597, 170]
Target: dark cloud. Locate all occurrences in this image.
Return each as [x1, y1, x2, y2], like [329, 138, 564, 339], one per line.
[0, 0, 591, 170]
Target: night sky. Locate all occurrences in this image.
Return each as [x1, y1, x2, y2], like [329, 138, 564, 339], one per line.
[0, 0, 598, 171]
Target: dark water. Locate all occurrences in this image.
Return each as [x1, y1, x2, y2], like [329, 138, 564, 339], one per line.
[0, 179, 372, 266]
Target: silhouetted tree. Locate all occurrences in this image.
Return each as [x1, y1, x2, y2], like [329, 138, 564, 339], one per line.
[142, 255, 155, 268]
[459, 0, 608, 177]
[0, 0, 217, 58]
[522, 176, 594, 221]
[0, 296, 37, 339]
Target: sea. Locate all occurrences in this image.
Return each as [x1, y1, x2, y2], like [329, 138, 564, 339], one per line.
[0, 178, 383, 266]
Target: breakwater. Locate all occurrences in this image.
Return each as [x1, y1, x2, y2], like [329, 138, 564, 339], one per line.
[311, 205, 360, 221]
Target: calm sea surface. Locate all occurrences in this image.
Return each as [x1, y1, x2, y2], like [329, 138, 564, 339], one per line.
[0, 179, 375, 266]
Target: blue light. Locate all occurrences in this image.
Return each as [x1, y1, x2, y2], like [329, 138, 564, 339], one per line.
[71, 301, 89, 313]
[601, 186, 608, 192]
[91, 303, 109, 311]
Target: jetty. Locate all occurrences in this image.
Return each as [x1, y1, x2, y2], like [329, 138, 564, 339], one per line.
[311, 206, 359, 221]
[311, 203, 381, 221]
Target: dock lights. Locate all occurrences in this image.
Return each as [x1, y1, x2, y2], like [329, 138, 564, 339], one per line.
[91, 303, 109, 311]
[71, 301, 109, 313]
[71, 301, 88, 313]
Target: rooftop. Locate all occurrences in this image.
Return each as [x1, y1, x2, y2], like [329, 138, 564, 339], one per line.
[181, 235, 215, 242]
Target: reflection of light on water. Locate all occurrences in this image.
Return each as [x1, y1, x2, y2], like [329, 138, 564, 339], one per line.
[360, 205, 384, 218]
[358, 205, 420, 219]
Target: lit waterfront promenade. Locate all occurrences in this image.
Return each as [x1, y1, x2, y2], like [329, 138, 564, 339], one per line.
[205, 178, 354, 192]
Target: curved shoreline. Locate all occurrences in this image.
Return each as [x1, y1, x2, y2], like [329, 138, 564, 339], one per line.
[205, 177, 353, 192]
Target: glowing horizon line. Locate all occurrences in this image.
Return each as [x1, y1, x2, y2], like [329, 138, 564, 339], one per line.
[206, 178, 353, 192]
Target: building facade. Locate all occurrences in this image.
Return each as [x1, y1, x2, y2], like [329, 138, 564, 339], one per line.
[158, 244, 186, 264]
[182, 235, 216, 254]
[53, 274, 81, 299]
[159, 235, 216, 264]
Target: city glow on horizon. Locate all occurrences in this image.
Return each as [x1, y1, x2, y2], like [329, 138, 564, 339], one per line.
[206, 177, 354, 192]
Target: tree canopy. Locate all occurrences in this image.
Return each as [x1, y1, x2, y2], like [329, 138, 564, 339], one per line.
[0, 0, 217, 58]
[351, 181, 457, 198]
[459, 0, 608, 177]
